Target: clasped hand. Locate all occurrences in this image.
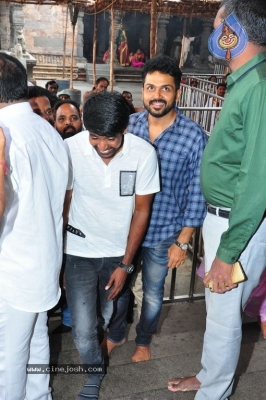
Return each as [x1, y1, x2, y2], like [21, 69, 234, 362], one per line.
[203, 257, 237, 294]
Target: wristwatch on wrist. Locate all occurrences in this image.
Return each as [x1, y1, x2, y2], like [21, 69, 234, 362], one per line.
[174, 240, 189, 251]
[119, 261, 134, 274]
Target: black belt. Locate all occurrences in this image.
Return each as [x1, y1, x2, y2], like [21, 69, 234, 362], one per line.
[207, 205, 230, 219]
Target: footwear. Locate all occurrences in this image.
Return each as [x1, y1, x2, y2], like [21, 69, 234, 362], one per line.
[131, 345, 151, 362]
[100, 336, 126, 356]
[168, 376, 201, 392]
[78, 376, 101, 400]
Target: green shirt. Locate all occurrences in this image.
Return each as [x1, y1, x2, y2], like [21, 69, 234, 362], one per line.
[200, 52, 266, 264]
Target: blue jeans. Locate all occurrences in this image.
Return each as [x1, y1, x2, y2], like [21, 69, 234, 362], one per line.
[65, 254, 123, 377]
[108, 233, 178, 346]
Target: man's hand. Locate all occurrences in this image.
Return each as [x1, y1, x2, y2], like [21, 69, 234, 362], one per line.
[105, 267, 127, 300]
[203, 257, 237, 293]
[167, 243, 187, 269]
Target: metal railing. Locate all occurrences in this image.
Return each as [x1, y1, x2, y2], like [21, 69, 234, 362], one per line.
[163, 76, 226, 303]
[163, 227, 204, 303]
[179, 83, 224, 136]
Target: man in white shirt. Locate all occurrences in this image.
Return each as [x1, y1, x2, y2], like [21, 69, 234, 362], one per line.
[63, 91, 160, 400]
[0, 53, 69, 400]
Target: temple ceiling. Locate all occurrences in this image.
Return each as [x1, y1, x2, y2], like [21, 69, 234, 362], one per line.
[1, 0, 221, 18]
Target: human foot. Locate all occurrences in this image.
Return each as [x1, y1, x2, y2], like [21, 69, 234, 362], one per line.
[168, 376, 201, 392]
[131, 345, 151, 362]
[260, 321, 266, 339]
[100, 336, 125, 357]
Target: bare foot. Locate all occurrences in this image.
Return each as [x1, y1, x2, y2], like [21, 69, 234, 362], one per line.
[131, 345, 151, 362]
[168, 376, 201, 392]
[260, 321, 266, 339]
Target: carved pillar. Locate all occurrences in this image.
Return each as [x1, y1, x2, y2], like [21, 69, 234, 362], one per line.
[200, 20, 212, 66]
[0, 2, 11, 50]
[9, 4, 25, 52]
[77, 11, 86, 62]
[156, 14, 170, 55]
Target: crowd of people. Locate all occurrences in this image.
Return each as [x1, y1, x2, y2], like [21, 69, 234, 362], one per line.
[0, 1, 266, 399]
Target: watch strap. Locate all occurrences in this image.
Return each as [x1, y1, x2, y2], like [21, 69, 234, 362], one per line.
[174, 240, 189, 250]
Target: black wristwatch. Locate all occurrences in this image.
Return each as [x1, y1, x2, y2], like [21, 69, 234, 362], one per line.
[119, 261, 134, 274]
[174, 240, 189, 251]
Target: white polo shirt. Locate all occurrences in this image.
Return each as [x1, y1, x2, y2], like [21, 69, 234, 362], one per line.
[0, 102, 69, 312]
[65, 131, 160, 258]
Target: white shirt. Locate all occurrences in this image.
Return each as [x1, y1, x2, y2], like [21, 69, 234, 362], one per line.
[0, 102, 69, 312]
[65, 131, 160, 258]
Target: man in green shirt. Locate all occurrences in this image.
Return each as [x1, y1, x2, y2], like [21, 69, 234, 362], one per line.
[168, 1, 266, 399]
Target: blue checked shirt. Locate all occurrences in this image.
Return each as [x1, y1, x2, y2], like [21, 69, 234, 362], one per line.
[128, 107, 208, 247]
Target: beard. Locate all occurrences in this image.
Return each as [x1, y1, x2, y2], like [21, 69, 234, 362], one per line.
[60, 125, 81, 140]
[143, 98, 176, 118]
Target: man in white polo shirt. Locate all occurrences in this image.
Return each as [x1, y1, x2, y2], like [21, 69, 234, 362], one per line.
[63, 91, 159, 400]
[0, 53, 69, 399]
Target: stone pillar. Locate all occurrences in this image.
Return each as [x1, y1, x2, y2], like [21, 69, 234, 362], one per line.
[0, 2, 11, 50]
[9, 4, 25, 52]
[156, 14, 170, 55]
[77, 11, 86, 62]
[200, 20, 212, 66]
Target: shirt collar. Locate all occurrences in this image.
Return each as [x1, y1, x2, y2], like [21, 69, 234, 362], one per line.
[227, 51, 266, 86]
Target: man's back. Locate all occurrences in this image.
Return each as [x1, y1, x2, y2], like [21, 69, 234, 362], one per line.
[0, 102, 69, 312]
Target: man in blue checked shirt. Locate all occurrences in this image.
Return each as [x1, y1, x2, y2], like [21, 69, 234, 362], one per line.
[105, 55, 208, 362]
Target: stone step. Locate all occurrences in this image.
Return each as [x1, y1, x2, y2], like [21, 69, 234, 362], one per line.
[114, 75, 142, 83]
[33, 65, 86, 81]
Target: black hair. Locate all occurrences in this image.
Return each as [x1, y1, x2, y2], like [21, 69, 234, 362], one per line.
[45, 80, 58, 89]
[54, 99, 81, 118]
[28, 86, 58, 108]
[83, 91, 130, 136]
[217, 82, 227, 89]
[208, 75, 217, 82]
[121, 91, 135, 114]
[28, 85, 50, 99]
[142, 55, 182, 90]
[122, 90, 132, 97]
[0, 53, 28, 103]
[221, 0, 266, 46]
[96, 77, 109, 86]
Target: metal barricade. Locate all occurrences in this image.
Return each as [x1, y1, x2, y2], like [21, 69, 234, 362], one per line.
[179, 84, 224, 136]
[163, 81, 225, 303]
[183, 74, 225, 89]
[214, 64, 227, 75]
[163, 228, 204, 303]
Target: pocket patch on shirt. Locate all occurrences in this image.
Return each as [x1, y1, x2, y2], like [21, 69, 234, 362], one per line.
[120, 171, 136, 196]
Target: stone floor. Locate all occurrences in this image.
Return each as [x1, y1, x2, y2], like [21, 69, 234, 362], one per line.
[48, 300, 266, 400]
